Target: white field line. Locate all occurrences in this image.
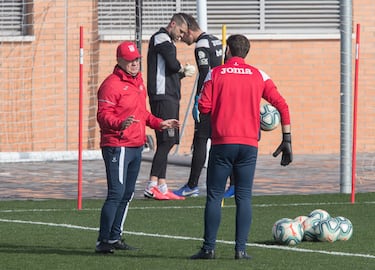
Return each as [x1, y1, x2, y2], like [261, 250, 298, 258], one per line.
[0, 218, 374, 260]
[0, 200, 374, 213]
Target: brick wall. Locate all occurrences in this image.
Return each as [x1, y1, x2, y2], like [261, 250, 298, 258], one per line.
[0, 0, 373, 156]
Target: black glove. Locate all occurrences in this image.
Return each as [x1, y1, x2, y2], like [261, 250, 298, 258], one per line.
[273, 133, 293, 166]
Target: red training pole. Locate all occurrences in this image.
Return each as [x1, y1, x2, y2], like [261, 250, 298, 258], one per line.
[77, 26, 84, 210]
[351, 23, 360, 204]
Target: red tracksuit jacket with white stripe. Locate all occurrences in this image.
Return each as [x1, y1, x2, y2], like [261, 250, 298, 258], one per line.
[198, 57, 290, 147]
[97, 66, 163, 148]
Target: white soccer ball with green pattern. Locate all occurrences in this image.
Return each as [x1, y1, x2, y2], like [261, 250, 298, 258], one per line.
[314, 218, 341, 242]
[273, 219, 303, 246]
[302, 216, 320, 241]
[308, 209, 331, 220]
[294, 215, 308, 225]
[260, 103, 281, 131]
[335, 216, 353, 241]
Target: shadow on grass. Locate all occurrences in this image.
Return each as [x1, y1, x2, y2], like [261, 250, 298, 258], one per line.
[0, 243, 191, 259]
[253, 240, 280, 246]
[0, 244, 99, 256]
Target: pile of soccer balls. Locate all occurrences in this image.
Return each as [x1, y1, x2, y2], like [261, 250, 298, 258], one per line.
[272, 209, 353, 246]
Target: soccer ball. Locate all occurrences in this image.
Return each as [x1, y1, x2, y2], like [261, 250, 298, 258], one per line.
[294, 215, 308, 225]
[302, 217, 321, 241]
[273, 219, 303, 245]
[314, 218, 341, 242]
[335, 216, 353, 241]
[272, 218, 292, 240]
[303, 209, 330, 241]
[308, 209, 331, 220]
[260, 103, 281, 131]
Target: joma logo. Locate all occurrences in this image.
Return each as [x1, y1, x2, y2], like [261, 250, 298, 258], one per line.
[220, 67, 252, 75]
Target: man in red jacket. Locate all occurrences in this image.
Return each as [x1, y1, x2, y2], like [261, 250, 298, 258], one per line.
[95, 41, 179, 254]
[191, 34, 292, 260]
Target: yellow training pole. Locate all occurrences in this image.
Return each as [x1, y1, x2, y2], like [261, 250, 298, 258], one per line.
[222, 24, 226, 64]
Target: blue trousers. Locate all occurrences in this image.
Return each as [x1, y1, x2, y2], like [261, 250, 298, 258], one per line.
[203, 144, 258, 251]
[98, 146, 142, 242]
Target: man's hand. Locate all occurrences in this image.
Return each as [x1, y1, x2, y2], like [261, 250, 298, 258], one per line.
[182, 64, 196, 77]
[159, 119, 180, 130]
[121, 115, 139, 130]
[192, 96, 200, 122]
[273, 133, 293, 166]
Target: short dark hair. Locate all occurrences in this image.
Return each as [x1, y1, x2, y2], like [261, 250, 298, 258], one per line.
[227, 34, 250, 58]
[171, 13, 188, 27]
[179, 13, 200, 31]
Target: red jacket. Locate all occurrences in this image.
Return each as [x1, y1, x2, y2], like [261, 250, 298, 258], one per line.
[198, 57, 290, 147]
[97, 66, 162, 147]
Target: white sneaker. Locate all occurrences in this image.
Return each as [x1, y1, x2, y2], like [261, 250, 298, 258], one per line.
[144, 181, 157, 198]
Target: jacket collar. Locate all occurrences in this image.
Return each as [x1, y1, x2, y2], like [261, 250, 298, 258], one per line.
[226, 57, 245, 65]
[160, 27, 173, 41]
[196, 32, 207, 42]
[113, 65, 141, 83]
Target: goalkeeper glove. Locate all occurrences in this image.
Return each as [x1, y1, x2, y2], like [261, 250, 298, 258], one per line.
[192, 96, 200, 122]
[273, 133, 293, 166]
[181, 64, 196, 77]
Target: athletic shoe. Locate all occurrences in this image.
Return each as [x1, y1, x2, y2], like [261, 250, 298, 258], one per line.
[151, 186, 170, 200]
[164, 190, 185, 200]
[95, 241, 114, 254]
[173, 184, 199, 197]
[144, 188, 154, 198]
[235, 250, 252, 260]
[112, 239, 138, 250]
[190, 248, 215, 259]
[146, 186, 185, 200]
[223, 185, 235, 198]
[144, 183, 157, 198]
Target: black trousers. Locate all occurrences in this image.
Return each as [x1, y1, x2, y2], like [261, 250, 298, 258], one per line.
[149, 100, 179, 178]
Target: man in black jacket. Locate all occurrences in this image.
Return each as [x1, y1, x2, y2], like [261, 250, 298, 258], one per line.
[144, 13, 195, 200]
